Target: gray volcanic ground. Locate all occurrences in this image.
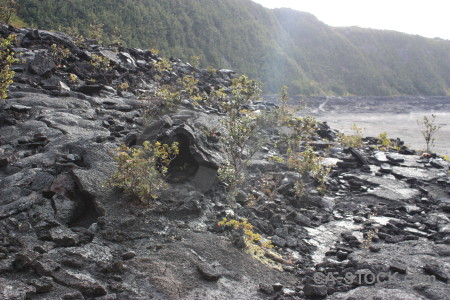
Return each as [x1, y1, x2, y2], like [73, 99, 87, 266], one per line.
[303, 96, 450, 157]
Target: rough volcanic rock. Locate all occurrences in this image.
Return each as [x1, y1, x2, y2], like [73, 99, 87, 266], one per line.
[1, 24, 449, 300]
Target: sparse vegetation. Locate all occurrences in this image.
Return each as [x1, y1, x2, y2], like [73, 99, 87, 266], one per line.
[190, 55, 201, 68]
[87, 23, 105, 43]
[106, 141, 179, 203]
[68, 73, 77, 83]
[338, 124, 364, 148]
[50, 43, 70, 67]
[417, 114, 441, 153]
[219, 112, 261, 207]
[218, 218, 272, 248]
[287, 146, 330, 196]
[0, 34, 19, 99]
[285, 116, 318, 146]
[218, 217, 285, 270]
[218, 76, 263, 207]
[90, 54, 112, 72]
[278, 85, 291, 124]
[117, 81, 129, 91]
[376, 132, 391, 150]
[248, 174, 283, 205]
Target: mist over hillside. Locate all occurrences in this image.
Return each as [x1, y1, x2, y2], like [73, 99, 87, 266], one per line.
[16, 0, 450, 96]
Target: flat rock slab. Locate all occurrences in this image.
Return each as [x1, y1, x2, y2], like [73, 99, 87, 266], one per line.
[60, 242, 113, 264]
[356, 174, 420, 201]
[305, 219, 363, 264]
[392, 166, 443, 181]
[51, 269, 107, 297]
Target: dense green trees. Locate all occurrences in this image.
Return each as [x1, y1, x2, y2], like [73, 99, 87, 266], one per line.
[14, 0, 450, 96]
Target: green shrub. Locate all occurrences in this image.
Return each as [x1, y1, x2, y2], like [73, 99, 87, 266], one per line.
[177, 74, 204, 105]
[375, 132, 392, 151]
[90, 54, 112, 72]
[285, 116, 317, 145]
[50, 43, 71, 67]
[377, 132, 390, 146]
[220, 112, 261, 206]
[338, 124, 364, 148]
[223, 75, 262, 113]
[218, 218, 272, 248]
[287, 146, 330, 196]
[87, 23, 105, 43]
[277, 85, 291, 124]
[117, 81, 129, 91]
[0, 34, 18, 99]
[218, 76, 263, 207]
[218, 217, 283, 269]
[247, 174, 283, 205]
[190, 55, 201, 68]
[106, 141, 179, 203]
[417, 114, 441, 153]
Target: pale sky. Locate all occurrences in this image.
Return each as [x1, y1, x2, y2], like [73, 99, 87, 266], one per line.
[251, 0, 450, 40]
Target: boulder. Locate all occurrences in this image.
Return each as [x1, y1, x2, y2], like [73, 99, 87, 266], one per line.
[28, 53, 56, 76]
[0, 278, 36, 300]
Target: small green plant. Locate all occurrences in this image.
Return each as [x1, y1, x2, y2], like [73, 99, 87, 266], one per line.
[207, 86, 227, 108]
[50, 43, 70, 67]
[68, 73, 77, 83]
[218, 163, 244, 190]
[190, 55, 201, 68]
[220, 111, 262, 207]
[218, 218, 272, 248]
[90, 54, 112, 72]
[362, 205, 379, 249]
[223, 75, 262, 113]
[268, 155, 284, 164]
[106, 141, 179, 203]
[218, 76, 263, 207]
[248, 174, 283, 205]
[278, 85, 292, 124]
[154, 73, 204, 111]
[87, 23, 105, 43]
[286, 116, 317, 145]
[178, 74, 203, 105]
[218, 217, 283, 269]
[206, 65, 217, 74]
[150, 48, 160, 55]
[417, 114, 441, 153]
[154, 57, 172, 73]
[376, 132, 391, 150]
[0, 34, 19, 99]
[117, 81, 129, 91]
[338, 124, 364, 148]
[287, 146, 330, 196]
[0, 0, 18, 24]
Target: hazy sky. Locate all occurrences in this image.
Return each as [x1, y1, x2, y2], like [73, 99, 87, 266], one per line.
[251, 0, 450, 40]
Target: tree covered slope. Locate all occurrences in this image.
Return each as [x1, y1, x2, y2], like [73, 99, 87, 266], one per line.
[15, 0, 450, 96]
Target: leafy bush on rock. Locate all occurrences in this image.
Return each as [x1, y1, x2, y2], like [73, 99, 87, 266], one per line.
[0, 34, 19, 99]
[106, 141, 179, 203]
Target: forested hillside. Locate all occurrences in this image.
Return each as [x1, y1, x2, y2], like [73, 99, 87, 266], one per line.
[14, 0, 450, 96]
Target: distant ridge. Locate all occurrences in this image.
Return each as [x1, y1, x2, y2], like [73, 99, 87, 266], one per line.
[15, 0, 450, 96]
